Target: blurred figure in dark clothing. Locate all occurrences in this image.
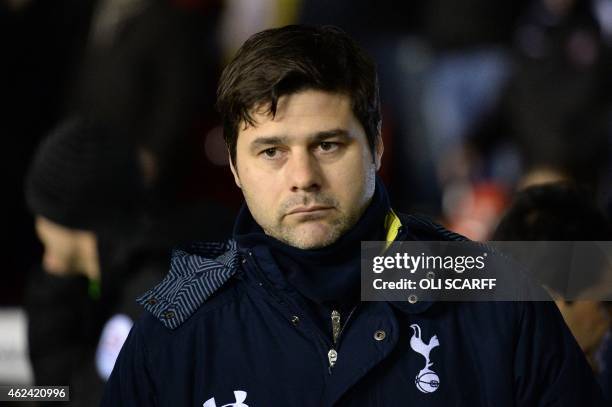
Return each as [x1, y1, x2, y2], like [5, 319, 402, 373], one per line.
[24, 117, 234, 405]
[492, 182, 612, 399]
[470, 0, 612, 191]
[448, 0, 612, 239]
[24, 118, 143, 405]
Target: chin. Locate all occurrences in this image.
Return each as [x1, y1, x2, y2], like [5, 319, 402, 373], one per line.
[288, 224, 341, 250]
[289, 239, 334, 250]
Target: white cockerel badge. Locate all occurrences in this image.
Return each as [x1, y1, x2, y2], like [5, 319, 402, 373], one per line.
[410, 324, 440, 393]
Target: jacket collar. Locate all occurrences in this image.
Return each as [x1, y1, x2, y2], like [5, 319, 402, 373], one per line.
[140, 213, 467, 329]
[137, 240, 241, 329]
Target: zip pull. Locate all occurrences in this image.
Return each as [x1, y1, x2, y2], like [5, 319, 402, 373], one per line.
[327, 349, 338, 370]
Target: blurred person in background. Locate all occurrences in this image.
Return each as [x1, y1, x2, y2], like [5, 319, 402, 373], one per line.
[428, 0, 612, 241]
[24, 117, 161, 405]
[24, 117, 146, 405]
[463, 0, 612, 236]
[430, 0, 612, 241]
[492, 182, 612, 400]
[24, 117, 234, 405]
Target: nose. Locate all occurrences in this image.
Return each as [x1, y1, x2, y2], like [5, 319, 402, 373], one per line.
[287, 150, 322, 193]
[42, 251, 70, 275]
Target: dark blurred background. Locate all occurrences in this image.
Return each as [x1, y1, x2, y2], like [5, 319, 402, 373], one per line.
[1, 0, 611, 403]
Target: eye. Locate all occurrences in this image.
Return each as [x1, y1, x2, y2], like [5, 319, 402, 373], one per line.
[262, 147, 278, 158]
[318, 142, 339, 152]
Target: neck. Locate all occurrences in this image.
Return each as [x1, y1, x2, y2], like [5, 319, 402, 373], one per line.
[234, 176, 391, 305]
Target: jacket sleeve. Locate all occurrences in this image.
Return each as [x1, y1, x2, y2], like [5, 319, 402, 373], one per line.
[513, 300, 607, 406]
[100, 317, 157, 406]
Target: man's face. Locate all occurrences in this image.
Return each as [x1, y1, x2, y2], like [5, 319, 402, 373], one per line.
[230, 89, 383, 249]
[34, 216, 99, 279]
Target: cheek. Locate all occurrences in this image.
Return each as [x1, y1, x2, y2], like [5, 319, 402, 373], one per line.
[240, 165, 277, 200]
[329, 152, 374, 202]
[238, 166, 283, 221]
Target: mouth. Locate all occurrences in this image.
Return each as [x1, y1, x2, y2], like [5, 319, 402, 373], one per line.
[287, 206, 334, 216]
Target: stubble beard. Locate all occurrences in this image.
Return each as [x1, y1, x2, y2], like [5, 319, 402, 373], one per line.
[268, 195, 368, 250]
[271, 214, 351, 249]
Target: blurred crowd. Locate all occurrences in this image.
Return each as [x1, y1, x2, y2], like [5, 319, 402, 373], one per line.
[2, 0, 612, 404]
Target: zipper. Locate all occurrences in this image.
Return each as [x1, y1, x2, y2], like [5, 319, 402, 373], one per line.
[243, 250, 360, 374]
[327, 306, 358, 372]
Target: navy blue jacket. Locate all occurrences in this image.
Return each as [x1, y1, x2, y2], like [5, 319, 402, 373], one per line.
[102, 214, 606, 406]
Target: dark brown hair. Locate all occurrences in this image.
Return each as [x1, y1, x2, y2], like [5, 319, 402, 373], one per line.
[216, 24, 381, 164]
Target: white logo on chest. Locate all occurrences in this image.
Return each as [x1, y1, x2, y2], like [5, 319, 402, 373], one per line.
[410, 324, 440, 393]
[203, 390, 249, 407]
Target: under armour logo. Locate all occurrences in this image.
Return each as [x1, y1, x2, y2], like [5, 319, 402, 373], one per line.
[410, 324, 440, 393]
[203, 390, 249, 407]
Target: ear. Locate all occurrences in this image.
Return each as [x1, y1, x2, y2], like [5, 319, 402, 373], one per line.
[229, 153, 242, 189]
[374, 135, 384, 171]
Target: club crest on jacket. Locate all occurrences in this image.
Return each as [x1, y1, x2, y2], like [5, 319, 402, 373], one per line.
[410, 324, 441, 393]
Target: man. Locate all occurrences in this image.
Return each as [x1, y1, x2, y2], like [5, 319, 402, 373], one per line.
[492, 182, 612, 399]
[24, 117, 144, 406]
[24, 118, 232, 405]
[102, 25, 605, 406]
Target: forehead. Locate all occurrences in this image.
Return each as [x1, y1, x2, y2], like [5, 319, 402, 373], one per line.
[237, 90, 362, 143]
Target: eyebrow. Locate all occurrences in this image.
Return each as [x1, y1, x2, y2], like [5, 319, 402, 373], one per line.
[249, 129, 351, 152]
